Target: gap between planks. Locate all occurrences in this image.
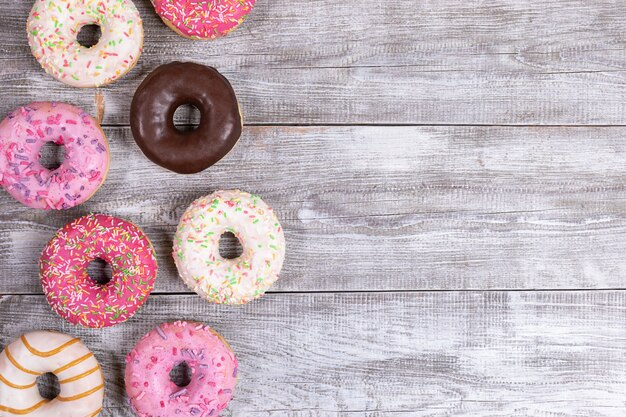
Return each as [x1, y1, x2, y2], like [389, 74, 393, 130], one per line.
[100, 123, 626, 128]
[4, 289, 626, 298]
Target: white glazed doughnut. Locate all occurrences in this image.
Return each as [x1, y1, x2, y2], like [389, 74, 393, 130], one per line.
[0, 331, 104, 417]
[173, 190, 286, 304]
[27, 0, 144, 88]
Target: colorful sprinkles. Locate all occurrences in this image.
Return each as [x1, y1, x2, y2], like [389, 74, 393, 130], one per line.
[0, 102, 109, 210]
[153, 0, 256, 40]
[27, 0, 144, 87]
[125, 321, 238, 417]
[39, 213, 158, 328]
[173, 190, 286, 304]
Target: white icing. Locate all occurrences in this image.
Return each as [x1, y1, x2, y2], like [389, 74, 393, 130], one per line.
[0, 331, 103, 416]
[27, 0, 143, 88]
[173, 190, 286, 304]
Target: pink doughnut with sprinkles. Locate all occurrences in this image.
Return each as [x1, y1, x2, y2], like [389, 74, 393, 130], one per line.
[27, 0, 144, 87]
[0, 102, 109, 210]
[125, 321, 238, 417]
[40, 214, 158, 328]
[152, 0, 256, 40]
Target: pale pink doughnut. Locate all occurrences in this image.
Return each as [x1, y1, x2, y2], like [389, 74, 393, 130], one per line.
[125, 321, 238, 417]
[0, 102, 109, 210]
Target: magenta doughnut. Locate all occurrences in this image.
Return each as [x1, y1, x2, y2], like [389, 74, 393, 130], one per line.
[152, 0, 256, 40]
[125, 321, 238, 417]
[0, 102, 109, 210]
[40, 214, 158, 328]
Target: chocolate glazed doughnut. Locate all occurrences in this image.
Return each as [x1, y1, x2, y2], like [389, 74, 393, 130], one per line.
[130, 62, 242, 174]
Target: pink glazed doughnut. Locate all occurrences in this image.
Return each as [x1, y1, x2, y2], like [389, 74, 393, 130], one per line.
[40, 214, 158, 328]
[152, 0, 256, 40]
[125, 321, 238, 417]
[0, 102, 109, 210]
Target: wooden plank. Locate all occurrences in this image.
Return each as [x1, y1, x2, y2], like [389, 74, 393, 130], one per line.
[2, 126, 626, 293]
[1, 0, 626, 125]
[1, 291, 625, 416]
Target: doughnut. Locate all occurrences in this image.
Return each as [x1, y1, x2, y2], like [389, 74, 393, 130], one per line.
[27, 0, 143, 87]
[40, 214, 158, 328]
[0, 331, 103, 417]
[0, 102, 109, 210]
[125, 321, 237, 417]
[131, 62, 242, 174]
[152, 0, 256, 40]
[173, 190, 286, 304]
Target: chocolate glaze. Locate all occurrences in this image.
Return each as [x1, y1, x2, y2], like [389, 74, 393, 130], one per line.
[130, 62, 242, 174]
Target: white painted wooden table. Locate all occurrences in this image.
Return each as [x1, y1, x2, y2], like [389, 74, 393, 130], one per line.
[1, 0, 626, 415]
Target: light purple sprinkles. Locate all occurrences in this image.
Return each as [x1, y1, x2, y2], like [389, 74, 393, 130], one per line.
[156, 326, 168, 340]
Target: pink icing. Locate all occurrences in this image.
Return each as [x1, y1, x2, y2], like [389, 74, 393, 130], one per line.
[126, 321, 238, 417]
[0, 102, 109, 210]
[40, 214, 158, 328]
[153, 0, 256, 39]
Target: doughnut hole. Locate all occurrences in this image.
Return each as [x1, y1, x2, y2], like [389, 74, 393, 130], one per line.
[219, 232, 243, 259]
[77, 24, 102, 48]
[173, 104, 202, 133]
[39, 142, 65, 171]
[87, 258, 113, 286]
[170, 362, 192, 387]
[37, 373, 60, 400]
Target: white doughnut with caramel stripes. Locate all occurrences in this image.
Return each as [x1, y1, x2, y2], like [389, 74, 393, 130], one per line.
[0, 331, 103, 417]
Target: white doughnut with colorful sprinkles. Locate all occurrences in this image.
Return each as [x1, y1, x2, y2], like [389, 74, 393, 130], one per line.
[27, 0, 144, 87]
[173, 190, 286, 304]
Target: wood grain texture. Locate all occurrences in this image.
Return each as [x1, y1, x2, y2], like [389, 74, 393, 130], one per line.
[1, 292, 626, 416]
[1, 0, 626, 414]
[1, 0, 626, 125]
[2, 126, 626, 294]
